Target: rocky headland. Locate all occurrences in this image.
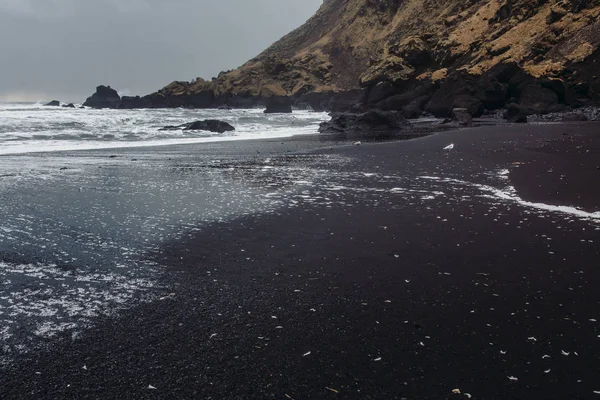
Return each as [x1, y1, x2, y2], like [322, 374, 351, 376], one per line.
[81, 0, 600, 124]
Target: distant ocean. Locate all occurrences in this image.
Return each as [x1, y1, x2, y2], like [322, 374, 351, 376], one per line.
[0, 102, 329, 155]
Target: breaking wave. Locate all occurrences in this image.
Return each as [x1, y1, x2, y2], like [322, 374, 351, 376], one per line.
[0, 103, 329, 154]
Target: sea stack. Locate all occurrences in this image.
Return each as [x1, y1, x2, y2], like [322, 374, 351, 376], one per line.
[83, 86, 121, 109]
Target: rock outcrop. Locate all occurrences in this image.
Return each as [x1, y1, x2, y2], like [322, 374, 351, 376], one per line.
[44, 100, 60, 107]
[160, 120, 235, 133]
[504, 103, 529, 123]
[318, 110, 409, 137]
[81, 0, 600, 116]
[199, 0, 600, 115]
[83, 86, 121, 109]
[119, 96, 150, 109]
[452, 108, 473, 127]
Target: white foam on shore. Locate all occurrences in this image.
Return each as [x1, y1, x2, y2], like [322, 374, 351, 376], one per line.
[419, 172, 600, 223]
[0, 126, 321, 155]
[0, 106, 329, 155]
[0, 262, 158, 365]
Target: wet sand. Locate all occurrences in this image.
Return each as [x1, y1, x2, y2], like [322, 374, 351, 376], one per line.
[1, 123, 599, 399]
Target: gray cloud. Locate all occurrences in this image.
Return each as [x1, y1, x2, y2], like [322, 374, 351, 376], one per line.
[0, 0, 322, 102]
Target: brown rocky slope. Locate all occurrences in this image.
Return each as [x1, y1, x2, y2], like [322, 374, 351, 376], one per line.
[106, 0, 600, 117]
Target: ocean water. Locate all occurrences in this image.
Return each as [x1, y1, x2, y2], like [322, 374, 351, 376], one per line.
[0, 102, 329, 155]
[0, 103, 332, 364]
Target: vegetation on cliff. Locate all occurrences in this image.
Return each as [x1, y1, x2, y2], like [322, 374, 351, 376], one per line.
[114, 0, 600, 115]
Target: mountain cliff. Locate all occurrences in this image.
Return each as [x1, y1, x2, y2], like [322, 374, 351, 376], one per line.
[123, 0, 600, 116]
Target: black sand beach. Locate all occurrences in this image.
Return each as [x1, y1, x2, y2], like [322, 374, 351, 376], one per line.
[1, 123, 600, 399]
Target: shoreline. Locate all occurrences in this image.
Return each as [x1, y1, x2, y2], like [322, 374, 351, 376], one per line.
[1, 122, 599, 399]
[0, 115, 554, 157]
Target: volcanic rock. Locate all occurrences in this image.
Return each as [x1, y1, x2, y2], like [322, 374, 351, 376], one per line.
[452, 108, 473, 127]
[44, 100, 60, 107]
[119, 96, 150, 109]
[518, 84, 560, 114]
[160, 120, 235, 133]
[137, 0, 600, 113]
[504, 103, 529, 123]
[319, 110, 409, 137]
[83, 86, 121, 109]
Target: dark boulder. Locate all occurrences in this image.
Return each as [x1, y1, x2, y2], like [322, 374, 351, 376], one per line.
[264, 96, 292, 113]
[504, 103, 528, 123]
[61, 103, 76, 108]
[185, 120, 235, 132]
[425, 64, 536, 118]
[83, 86, 121, 109]
[480, 80, 510, 110]
[44, 100, 60, 107]
[401, 95, 430, 119]
[319, 110, 409, 137]
[160, 120, 235, 133]
[425, 74, 485, 118]
[452, 94, 485, 117]
[518, 84, 559, 114]
[508, 70, 536, 98]
[452, 108, 473, 126]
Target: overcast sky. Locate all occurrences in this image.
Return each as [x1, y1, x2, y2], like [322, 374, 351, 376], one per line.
[0, 0, 322, 102]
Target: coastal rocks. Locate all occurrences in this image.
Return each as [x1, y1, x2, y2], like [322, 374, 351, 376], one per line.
[297, 91, 334, 112]
[425, 76, 478, 118]
[83, 86, 121, 109]
[452, 108, 473, 126]
[160, 120, 235, 133]
[295, 90, 367, 112]
[529, 110, 590, 122]
[328, 89, 368, 112]
[367, 82, 397, 105]
[264, 96, 292, 113]
[130, 0, 600, 115]
[119, 96, 150, 109]
[374, 82, 433, 111]
[401, 96, 430, 119]
[518, 84, 559, 114]
[62, 103, 76, 108]
[504, 103, 528, 123]
[319, 110, 409, 137]
[44, 100, 60, 107]
[148, 80, 215, 109]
